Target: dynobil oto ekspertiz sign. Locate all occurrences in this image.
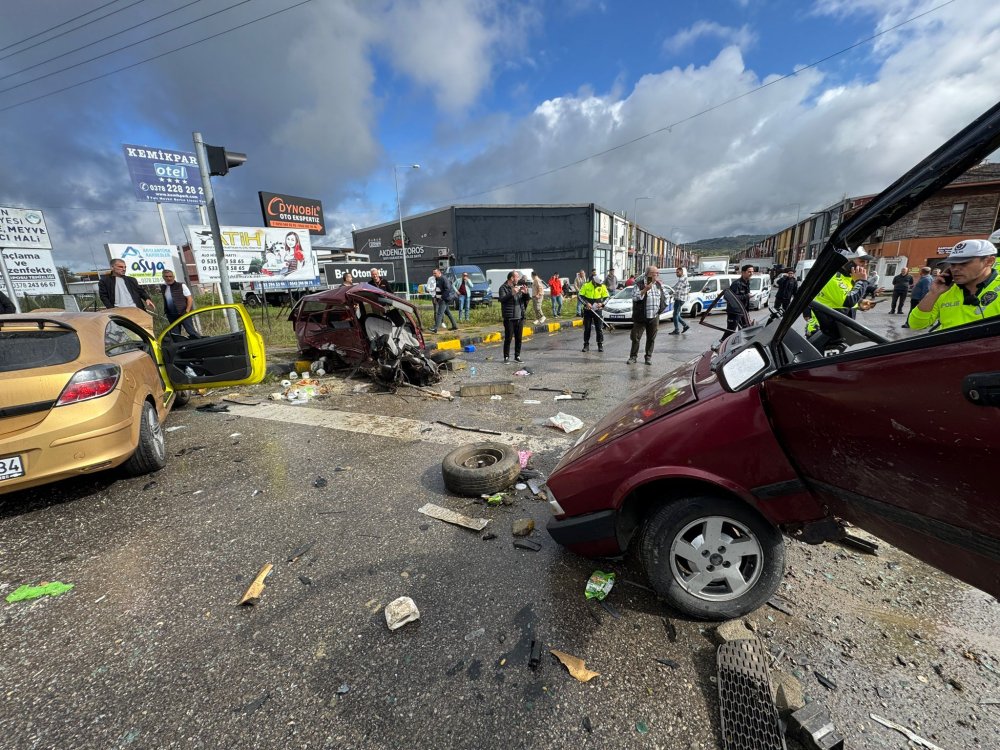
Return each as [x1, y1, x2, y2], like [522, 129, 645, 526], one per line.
[122, 144, 205, 206]
[259, 191, 326, 235]
[106, 244, 182, 286]
[187, 225, 320, 285]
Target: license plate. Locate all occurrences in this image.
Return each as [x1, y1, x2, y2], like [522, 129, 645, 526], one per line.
[0, 455, 25, 482]
[606, 313, 625, 319]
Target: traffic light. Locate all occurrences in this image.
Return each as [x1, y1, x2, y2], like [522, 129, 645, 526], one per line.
[205, 144, 247, 176]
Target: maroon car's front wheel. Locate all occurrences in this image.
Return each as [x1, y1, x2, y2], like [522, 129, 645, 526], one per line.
[640, 496, 784, 620]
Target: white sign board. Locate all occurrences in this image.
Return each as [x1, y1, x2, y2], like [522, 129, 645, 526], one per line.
[1, 248, 63, 296]
[106, 244, 182, 286]
[186, 225, 320, 284]
[0, 206, 52, 249]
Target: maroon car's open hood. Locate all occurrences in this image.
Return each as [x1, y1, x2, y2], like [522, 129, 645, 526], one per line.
[555, 353, 716, 468]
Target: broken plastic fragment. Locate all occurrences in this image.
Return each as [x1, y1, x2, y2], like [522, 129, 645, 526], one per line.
[238, 563, 274, 606]
[5, 581, 75, 603]
[550, 649, 601, 682]
[385, 596, 420, 630]
[548, 412, 584, 433]
[584, 570, 616, 601]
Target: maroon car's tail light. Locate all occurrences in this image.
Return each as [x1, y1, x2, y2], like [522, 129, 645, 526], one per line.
[55, 364, 121, 406]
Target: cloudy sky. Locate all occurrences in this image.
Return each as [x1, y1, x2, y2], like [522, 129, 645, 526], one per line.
[1, 0, 999, 269]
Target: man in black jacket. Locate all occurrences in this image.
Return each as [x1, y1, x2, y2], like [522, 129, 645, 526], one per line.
[722, 265, 753, 340]
[430, 268, 458, 333]
[498, 271, 530, 363]
[774, 267, 797, 314]
[0, 289, 15, 314]
[98, 258, 155, 312]
[889, 267, 913, 314]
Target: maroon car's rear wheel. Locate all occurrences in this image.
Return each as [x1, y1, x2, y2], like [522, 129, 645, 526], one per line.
[640, 496, 784, 620]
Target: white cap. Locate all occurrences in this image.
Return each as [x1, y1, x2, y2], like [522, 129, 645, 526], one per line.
[945, 238, 998, 262]
[988, 228, 1000, 246]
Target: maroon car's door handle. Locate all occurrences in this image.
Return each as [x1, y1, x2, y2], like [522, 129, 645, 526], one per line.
[963, 372, 1000, 407]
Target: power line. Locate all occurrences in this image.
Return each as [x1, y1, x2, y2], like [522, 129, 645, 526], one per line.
[447, 0, 960, 202]
[0, 0, 256, 95]
[0, 0, 206, 84]
[0, 0, 148, 61]
[0, 0, 312, 113]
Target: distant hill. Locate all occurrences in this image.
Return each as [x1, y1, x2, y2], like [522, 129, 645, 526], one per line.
[684, 235, 767, 255]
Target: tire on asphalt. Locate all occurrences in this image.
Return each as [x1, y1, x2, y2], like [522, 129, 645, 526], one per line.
[441, 441, 520, 496]
[640, 495, 784, 620]
[123, 400, 167, 477]
[172, 389, 191, 409]
[689, 303, 701, 319]
[429, 350, 457, 364]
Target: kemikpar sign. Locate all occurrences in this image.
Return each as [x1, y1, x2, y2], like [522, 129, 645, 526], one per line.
[122, 143, 205, 206]
[259, 191, 326, 235]
[186, 225, 320, 285]
[0, 206, 52, 249]
[106, 244, 182, 286]
[1, 248, 63, 296]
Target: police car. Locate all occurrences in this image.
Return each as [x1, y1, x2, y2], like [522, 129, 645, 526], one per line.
[602, 285, 674, 328]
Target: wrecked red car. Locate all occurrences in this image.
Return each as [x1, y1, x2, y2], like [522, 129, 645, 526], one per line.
[289, 283, 442, 387]
[546, 101, 1000, 620]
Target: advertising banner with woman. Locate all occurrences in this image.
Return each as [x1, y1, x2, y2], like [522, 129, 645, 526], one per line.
[187, 225, 320, 285]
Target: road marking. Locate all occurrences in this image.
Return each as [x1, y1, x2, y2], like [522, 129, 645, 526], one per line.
[225, 402, 571, 453]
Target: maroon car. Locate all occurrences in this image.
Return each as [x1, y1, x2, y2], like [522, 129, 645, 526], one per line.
[546, 101, 1000, 620]
[289, 283, 442, 387]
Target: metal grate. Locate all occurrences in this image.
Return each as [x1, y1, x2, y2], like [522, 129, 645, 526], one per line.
[717, 637, 787, 750]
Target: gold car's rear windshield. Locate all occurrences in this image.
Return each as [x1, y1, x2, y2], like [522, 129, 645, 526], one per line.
[0, 321, 81, 373]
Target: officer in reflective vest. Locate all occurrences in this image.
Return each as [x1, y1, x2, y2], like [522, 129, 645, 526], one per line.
[805, 246, 874, 337]
[908, 238, 1000, 331]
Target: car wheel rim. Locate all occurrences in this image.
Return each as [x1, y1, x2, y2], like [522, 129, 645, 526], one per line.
[668, 516, 763, 602]
[461, 449, 502, 469]
[148, 406, 165, 462]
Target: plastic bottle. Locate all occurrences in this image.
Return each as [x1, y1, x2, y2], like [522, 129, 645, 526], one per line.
[470, 366, 478, 377]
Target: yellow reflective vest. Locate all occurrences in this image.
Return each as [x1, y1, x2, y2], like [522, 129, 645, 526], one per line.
[806, 273, 861, 335]
[908, 270, 1000, 331]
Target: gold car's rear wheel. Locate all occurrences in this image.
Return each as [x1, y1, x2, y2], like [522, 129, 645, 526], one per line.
[123, 401, 167, 477]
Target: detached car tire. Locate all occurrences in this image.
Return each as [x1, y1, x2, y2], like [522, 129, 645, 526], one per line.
[123, 400, 167, 477]
[172, 390, 191, 409]
[429, 350, 457, 365]
[441, 442, 520, 496]
[640, 496, 784, 620]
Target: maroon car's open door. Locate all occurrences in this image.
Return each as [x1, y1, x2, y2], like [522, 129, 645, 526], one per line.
[763, 320, 1000, 597]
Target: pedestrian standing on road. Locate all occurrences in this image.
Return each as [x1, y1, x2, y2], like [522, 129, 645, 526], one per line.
[499, 271, 529, 363]
[99, 259, 156, 312]
[865, 269, 880, 299]
[669, 267, 691, 335]
[425, 271, 437, 297]
[369, 268, 391, 293]
[456, 272, 473, 322]
[341, 272, 354, 288]
[0, 289, 14, 314]
[160, 269, 200, 339]
[579, 272, 609, 352]
[574, 270, 587, 315]
[903, 267, 932, 328]
[774, 267, 798, 315]
[627, 265, 667, 365]
[430, 268, 458, 333]
[548, 273, 563, 317]
[889, 267, 913, 314]
[722, 265, 753, 341]
[605, 268, 618, 292]
[530, 270, 547, 325]
[625, 273, 635, 287]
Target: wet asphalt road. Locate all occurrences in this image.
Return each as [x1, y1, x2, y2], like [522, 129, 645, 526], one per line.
[2, 303, 999, 750]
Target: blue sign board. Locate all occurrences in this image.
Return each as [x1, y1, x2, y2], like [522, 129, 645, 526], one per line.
[122, 143, 205, 206]
[257, 277, 323, 290]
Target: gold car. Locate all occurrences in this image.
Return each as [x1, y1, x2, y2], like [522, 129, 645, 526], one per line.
[0, 304, 266, 494]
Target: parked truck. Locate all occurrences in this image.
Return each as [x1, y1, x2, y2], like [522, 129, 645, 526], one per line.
[696, 255, 730, 274]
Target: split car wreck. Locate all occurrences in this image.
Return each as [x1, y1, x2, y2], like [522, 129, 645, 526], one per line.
[289, 283, 443, 387]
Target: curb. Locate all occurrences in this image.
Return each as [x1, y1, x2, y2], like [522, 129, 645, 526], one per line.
[431, 318, 584, 351]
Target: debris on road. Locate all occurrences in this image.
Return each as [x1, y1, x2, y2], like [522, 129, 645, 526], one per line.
[548, 412, 584, 433]
[771, 670, 805, 714]
[418, 503, 490, 532]
[513, 369, 530, 377]
[869, 713, 944, 749]
[164, 425, 186, 432]
[584, 570, 615, 601]
[530, 386, 588, 398]
[490, 395, 502, 401]
[597, 600, 622, 619]
[526, 479, 542, 496]
[481, 531, 497, 541]
[517, 450, 532, 468]
[237, 692, 270, 715]
[838, 533, 879, 555]
[5, 581, 75, 604]
[223, 396, 263, 406]
[195, 403, 230, 413]
[298, 575, 312, 586]
[715, 619, 755, 643]
[238, 563, 274, 606]
[482, 493, 504, 506]
[655, 657, 680, 669]
[385, 596, 420, 631]
[399, 382, 453, 401]
[434, 420, 502, 436]
[814, 670, 837, 690]
[717, 637, 786, 750]
[465, 627, 485, 641]
[551, 649, 600, 682]
[313, 477, 328, 488]
[511, 518, 535, 536]
[459, 381, 514, 398]
[287, 541, 315, 563]
[766, 595, 795, 616]
[791, 702, 846, 750]
[523, 399, 541, 404]
[663, 618, 678, 642]
[529, 639, 543, 670]
[513, 539, 541, 551]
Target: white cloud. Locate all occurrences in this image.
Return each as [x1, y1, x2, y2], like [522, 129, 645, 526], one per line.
[664, 20, 757, 55]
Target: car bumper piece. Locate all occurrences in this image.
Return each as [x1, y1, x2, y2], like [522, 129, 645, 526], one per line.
[546, 509, 619, 549]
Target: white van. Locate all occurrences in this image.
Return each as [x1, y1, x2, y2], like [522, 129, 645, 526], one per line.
[680, 273, 770, 316]
[748, 274, 771, 310]
[485, 268, 534, 296]
[794, 259, 816, 282]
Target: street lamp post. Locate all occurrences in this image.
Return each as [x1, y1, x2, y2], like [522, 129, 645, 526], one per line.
[393, 164, 420, 300]
[633, 196, 651, 274]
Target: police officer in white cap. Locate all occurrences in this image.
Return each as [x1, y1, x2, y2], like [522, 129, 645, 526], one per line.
[908, 238, 1000, 331]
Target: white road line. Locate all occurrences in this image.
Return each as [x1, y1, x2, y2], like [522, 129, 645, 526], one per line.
[226, 402, 571, 453]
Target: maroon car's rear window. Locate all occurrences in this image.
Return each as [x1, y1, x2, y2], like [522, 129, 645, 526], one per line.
[0, 330, 80, 372]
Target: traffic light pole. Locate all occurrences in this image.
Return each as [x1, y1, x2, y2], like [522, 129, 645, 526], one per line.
[192, 131, 237, 330]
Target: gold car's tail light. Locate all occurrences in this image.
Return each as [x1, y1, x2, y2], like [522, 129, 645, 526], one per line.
[55, 364, 120, 407]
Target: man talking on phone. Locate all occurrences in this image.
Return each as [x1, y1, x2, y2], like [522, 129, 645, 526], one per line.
[908, 239, 1000, 331]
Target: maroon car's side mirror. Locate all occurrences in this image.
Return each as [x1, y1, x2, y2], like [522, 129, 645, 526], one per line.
[718, 344, 771, 392]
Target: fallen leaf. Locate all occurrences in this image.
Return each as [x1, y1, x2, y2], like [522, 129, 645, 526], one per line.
[238, 563, 274, 606]
[550, 649, 600, 682]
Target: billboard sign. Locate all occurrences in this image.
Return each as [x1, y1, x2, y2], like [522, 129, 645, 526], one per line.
[259, 191, 326, 235]
[1, 248, 63, 296]
[323, 262, 395, 287]
[187, 225, 320, 285]
[0, 206, 51, 249]
[106, 244, 182, 286]
[122, 144, 205, 206]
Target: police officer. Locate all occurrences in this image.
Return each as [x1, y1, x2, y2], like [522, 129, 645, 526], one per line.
[908, 238, 999, 331]
[806, 247, 874, 339]
[578, 271, 609, 352]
